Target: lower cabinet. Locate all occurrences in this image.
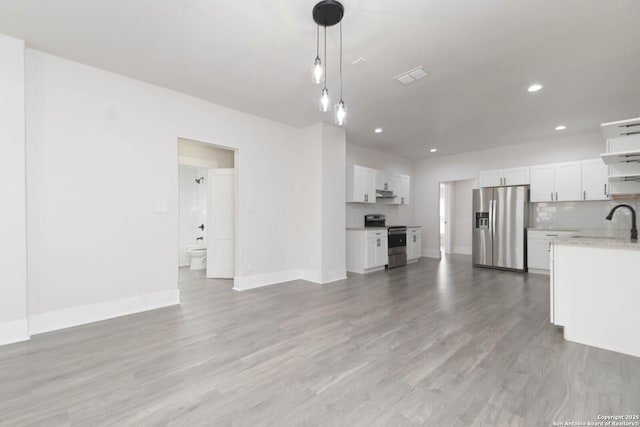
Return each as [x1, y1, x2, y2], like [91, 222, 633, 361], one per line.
[347, 229, 388, 274]
[407, 228, 422, 261]
[527, 230, 576, 272]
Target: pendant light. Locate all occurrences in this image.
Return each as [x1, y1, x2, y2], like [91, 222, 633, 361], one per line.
[312, 24, 323, 84]
[319, 25, 330, 112]
[334, 21, 347, 125]
[312, 1, 346, 120]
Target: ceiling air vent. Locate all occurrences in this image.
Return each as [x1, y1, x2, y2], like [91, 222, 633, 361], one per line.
[394, 66, 429, 85]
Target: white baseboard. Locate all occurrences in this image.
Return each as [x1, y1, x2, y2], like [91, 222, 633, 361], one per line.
[29, 289, 181, 335]
[233, 269, 301, 291]
[300, 269, 347, 284]
[0, 319, 30, 346]
[424, 249, 441, 259]
[528, 268, 550, 275]
[453, 246, 472, 255]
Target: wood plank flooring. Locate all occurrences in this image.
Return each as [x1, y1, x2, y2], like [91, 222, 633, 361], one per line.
[0, 255, 638, 426]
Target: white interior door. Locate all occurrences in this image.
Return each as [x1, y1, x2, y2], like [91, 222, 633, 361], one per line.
[207, 169, 235, 279]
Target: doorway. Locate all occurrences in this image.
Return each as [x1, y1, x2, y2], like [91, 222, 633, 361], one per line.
[439, 179, 476, 257]
[177, 138, 236, 283]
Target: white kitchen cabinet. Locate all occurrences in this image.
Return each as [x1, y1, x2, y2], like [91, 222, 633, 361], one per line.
[503, 167, 530, 186]
[530, 164, 556, 202]
[346, 165, 376, 203]
[478, 169, 503, 187]
[527, 230, 576, 272]
[385, 173, 411, 205]
[346, 229, 388, 274]
[581, 159, 609, 200]
[376, 171, 392, 191]
[554, 162, 582, 201]
[407, 228, 422, 261]
[478, 167, 529, 187]
[530, 162, 581, 202]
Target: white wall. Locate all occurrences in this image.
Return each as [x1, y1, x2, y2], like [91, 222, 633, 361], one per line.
[345, 144, 415, 227]
[24, 48, 308, 328]
[298, 123, 347, 284]
[0, 34, 28, 344]
[451, 179, 474, 255]
[320, 124, 347, 282]
[414, 133, 605, 257]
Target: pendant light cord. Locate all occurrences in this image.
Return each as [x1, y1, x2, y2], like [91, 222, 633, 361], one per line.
[339, 21, 343, 100]
[316, 24, 319, 57]
[323, 25, 327, 88]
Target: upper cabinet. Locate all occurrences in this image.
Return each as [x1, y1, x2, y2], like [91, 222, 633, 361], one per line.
[530, 164, 556, 202]
[384, 174, 411, 205]
[478, 167, 529, 187]
[581, 159, 609, 200]
[346, 165, 376, 203]
[347, 165, 411, 204]
[530, 160, 608, 202]
[376, 171, 392, 192]
[530, 162, 581, 202]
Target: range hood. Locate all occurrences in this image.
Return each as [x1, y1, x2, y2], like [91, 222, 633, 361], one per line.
[376, 189, 397, 199]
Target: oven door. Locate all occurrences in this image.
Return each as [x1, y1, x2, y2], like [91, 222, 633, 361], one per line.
[387, 228, 407, 268]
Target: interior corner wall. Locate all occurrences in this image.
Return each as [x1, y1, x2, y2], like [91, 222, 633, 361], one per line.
[414, 133, 605, 258]
[451, 179, 474, 255]
[320, 124, 346, 283]
[24, 47, 305, 324]
[0, 34, 28, 344]
[298, 124, 324, 279]
[298, 123, 347, 284]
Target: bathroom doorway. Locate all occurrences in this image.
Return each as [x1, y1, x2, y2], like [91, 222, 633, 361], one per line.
[177, 138, 236, 283]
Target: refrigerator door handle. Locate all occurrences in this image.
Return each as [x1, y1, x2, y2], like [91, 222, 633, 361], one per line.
[489, 199, 495, 240]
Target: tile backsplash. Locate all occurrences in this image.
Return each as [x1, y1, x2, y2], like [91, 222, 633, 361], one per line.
[532, 199, 640, 237]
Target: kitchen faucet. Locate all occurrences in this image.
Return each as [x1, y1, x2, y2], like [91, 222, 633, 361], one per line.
[605, 204, 638, 241]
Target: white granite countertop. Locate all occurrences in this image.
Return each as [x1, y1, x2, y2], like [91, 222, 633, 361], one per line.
[527, 228, 579, 232]
[346, 227, 387, 231]
[551, 236, 640, 249]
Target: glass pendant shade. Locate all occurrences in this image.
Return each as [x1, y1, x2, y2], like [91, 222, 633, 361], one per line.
[312, 57, 323, 84]
[334, 100, 347, 125]
[320, 87, 330, 112]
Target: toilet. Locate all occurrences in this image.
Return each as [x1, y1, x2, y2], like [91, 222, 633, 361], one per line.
[187, 245, 207, 270]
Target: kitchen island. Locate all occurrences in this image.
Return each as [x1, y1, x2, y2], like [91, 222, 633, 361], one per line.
[550, 236, 640, 357]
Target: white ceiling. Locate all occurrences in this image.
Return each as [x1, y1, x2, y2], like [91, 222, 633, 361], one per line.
[0, 0, 639, 159]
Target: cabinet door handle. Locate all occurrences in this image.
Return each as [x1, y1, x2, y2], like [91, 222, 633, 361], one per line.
[550, 192, 553, 201]
[401, 197, 404, 204]
[503, 177, 507, 185]
[604, 183, 607, 196]
[583, 190, 586, 200]
[413, 235, 417, 242]
[555, 192, 558, 201]
[364, 194, 368, 202]
[377, 239, 380, 247]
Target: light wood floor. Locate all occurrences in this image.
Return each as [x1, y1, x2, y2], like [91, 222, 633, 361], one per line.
[0, 256, 638, 426]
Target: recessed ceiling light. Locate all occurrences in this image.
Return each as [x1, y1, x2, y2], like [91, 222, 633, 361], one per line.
[528, 83, 543, 92]
[430, 148, 437, 153]
[555, 125, 567, 131]
[374, 128, 383, 133]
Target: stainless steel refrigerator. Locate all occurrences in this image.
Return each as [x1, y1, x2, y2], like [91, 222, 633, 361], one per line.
[472, 186, 529, 272]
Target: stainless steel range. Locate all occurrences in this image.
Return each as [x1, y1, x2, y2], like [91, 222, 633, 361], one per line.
[364, 214, 407, 269]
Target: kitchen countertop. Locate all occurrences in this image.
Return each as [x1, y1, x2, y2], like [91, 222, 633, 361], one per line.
[346, 227, 387, 231]
[551, 236, 640, 250]
[527, 228, 579, 232]
[346, 226, 421, 230]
